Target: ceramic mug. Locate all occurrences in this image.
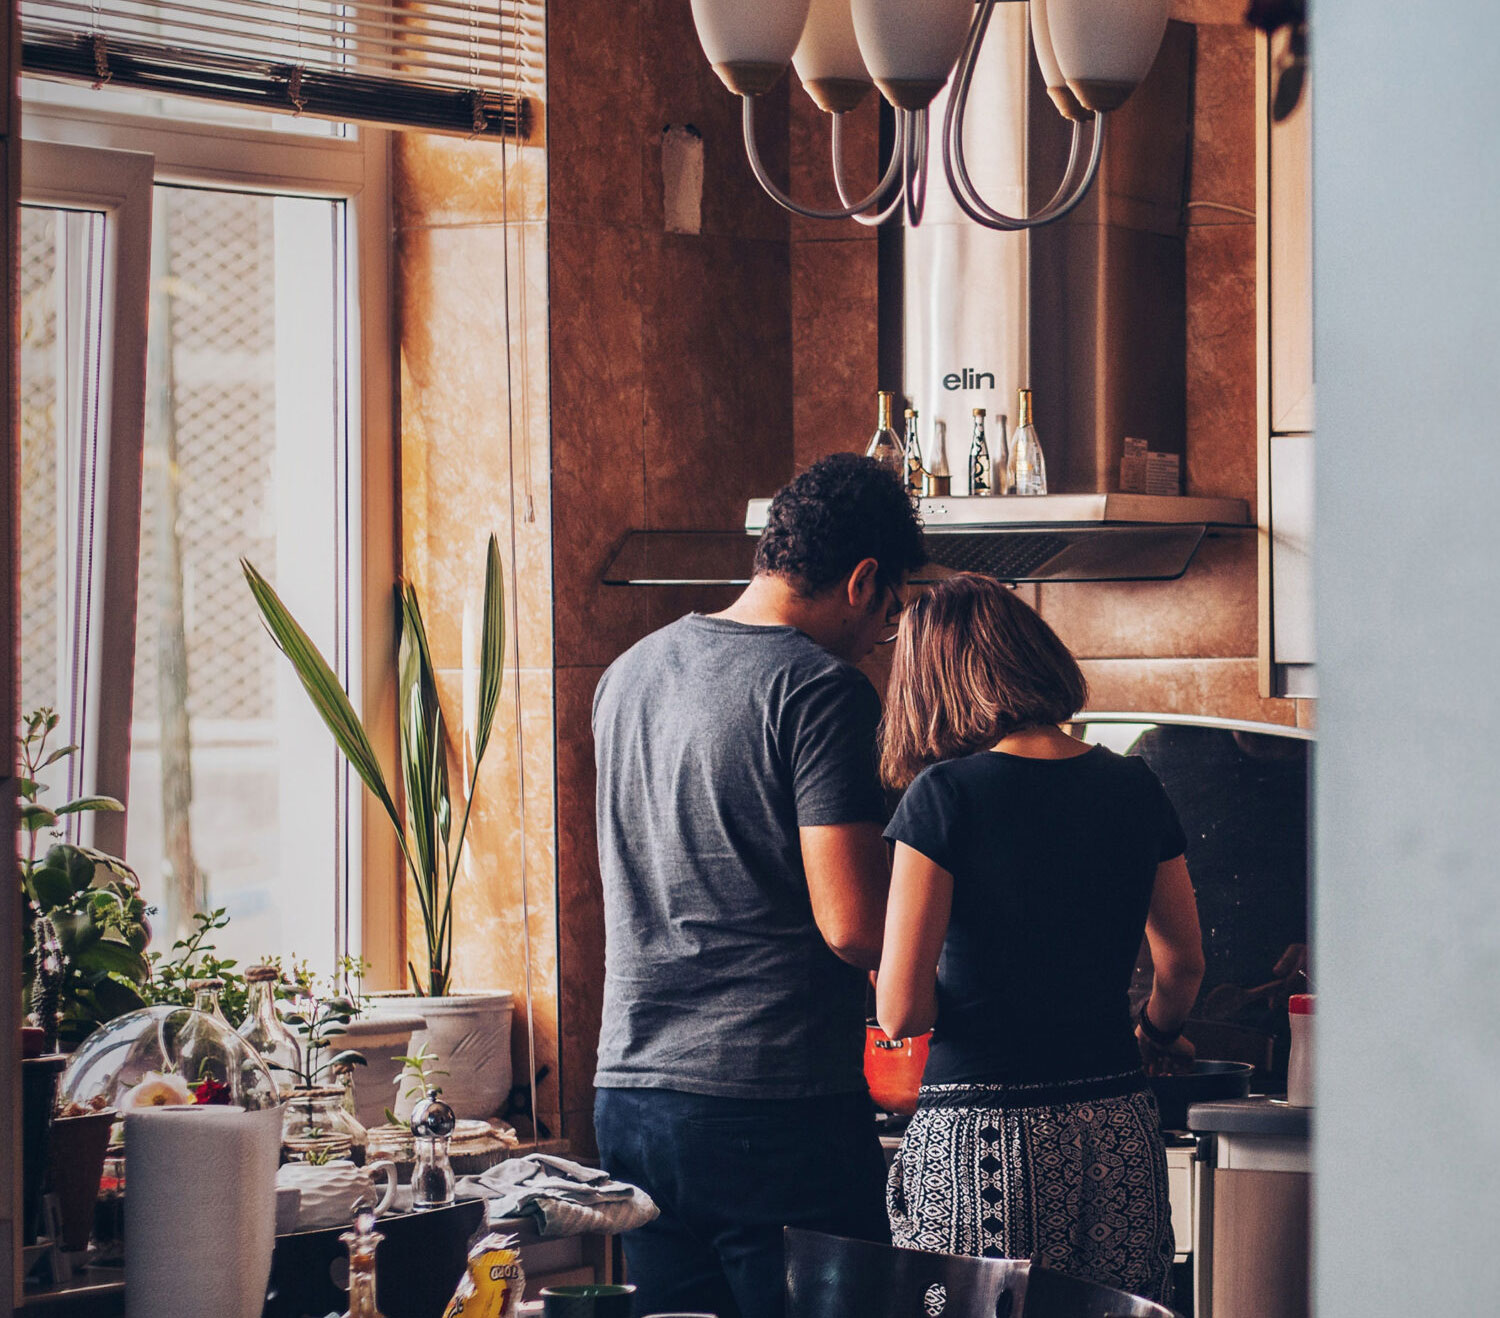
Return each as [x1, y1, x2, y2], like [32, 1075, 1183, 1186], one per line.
[540, 1284, 637, 1318]
[275, 1158, 397, 1231]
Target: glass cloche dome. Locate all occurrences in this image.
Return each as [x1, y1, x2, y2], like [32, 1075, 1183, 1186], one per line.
[60, 1005, 281, 1113]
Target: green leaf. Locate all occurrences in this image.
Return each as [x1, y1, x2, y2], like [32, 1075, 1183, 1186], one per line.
[90, 974, 150, 1019]
[38, 744, 79, 770]
[21, 804, 58, 832]
[242, 558, 404, 839]
[17, 776, 39, 800]
[56, 795, 125, 816]
[28, 864, 73, 911]
[51, 910, 102, 958]
[474, 534, 506, 766]
[398, 584, 438, 935]
[75, 939, 151, 984]
[327, 1049, 367, 1069]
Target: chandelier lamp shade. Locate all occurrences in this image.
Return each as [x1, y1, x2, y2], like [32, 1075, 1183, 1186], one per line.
[691, 0, 1172, 231]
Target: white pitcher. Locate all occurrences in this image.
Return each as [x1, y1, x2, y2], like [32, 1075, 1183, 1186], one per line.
[276, 1157, 398, 1231]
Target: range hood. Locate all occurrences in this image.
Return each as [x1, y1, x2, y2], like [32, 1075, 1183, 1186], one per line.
[602, 493, 1248, 587]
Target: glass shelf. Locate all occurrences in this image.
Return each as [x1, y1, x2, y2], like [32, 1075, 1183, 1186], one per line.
[603, 524, 1224, 586]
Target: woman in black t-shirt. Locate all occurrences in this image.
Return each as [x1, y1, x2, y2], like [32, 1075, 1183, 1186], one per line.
[875, 574, 1204, 1304]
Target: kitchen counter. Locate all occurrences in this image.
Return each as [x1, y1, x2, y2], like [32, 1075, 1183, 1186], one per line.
[1188, 1096, 1311, 1138]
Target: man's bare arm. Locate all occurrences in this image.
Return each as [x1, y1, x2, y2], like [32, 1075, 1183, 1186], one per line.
[800, 822, 890, 970]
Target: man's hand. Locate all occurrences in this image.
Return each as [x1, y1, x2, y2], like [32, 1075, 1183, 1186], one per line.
[1136, 1024, 1196, 1077]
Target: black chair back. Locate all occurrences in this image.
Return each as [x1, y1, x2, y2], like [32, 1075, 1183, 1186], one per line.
[784, 1228, 1025, 1318]
[1019, 1263, 1180, 1318]
[783, 1229, 1182, 1318]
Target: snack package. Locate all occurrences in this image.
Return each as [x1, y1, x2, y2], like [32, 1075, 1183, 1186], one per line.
[442, 1231, 525, 1318]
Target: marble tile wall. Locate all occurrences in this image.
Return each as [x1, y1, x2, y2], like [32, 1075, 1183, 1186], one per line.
[1034, 17, 1314, 727]
[394, 132, 559, 1134]
[549, 0, 823, 1151]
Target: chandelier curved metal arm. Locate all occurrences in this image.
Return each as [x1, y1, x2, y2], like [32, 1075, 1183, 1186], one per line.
[742, 95, 907, 222]
[831, 111, 906, 227]
[940, 0, 1105, 231]
[904, 108, 930, 228]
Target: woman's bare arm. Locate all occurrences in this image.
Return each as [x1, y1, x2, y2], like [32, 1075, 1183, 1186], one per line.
[875, 841, 953, 1040]
[1140, 854, 1206, 1061]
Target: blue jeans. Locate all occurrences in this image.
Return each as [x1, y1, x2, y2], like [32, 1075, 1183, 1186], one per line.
[593, 1087, 890, 1318]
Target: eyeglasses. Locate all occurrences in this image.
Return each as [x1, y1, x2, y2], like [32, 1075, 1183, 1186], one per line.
[875, 578, 906, 646]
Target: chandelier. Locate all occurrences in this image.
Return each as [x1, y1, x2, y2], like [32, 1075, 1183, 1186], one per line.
[689, 0, 1172, 230]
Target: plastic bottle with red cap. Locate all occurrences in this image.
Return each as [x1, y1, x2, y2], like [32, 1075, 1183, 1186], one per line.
[1287, 993, 1315, 1107]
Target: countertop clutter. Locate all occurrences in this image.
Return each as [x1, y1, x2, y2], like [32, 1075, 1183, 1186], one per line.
[1188, 1096, 1312, 1138]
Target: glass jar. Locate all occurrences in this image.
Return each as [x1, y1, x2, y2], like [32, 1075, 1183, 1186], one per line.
[238, 965, 301, 1096]
[283, 1086, 368, 1164]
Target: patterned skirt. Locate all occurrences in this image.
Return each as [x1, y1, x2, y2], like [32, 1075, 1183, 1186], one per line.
[887, 1073, 1175, 1304]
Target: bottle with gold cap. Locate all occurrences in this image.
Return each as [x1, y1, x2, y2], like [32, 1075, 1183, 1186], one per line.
[969, 408, 993, 496]
[902, 407, 925, 497]
[923, 421, 952, 496]
[865, 390, 905, 479]
[1007, 388, 1048, 495]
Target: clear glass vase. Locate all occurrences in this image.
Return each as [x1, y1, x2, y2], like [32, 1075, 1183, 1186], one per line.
[282, 1086, 367, 1164]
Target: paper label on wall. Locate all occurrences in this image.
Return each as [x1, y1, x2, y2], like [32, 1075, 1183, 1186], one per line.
[1121, 437, 1181, 495]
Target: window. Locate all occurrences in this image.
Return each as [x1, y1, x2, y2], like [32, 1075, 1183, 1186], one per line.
[20, 103, 394, 979]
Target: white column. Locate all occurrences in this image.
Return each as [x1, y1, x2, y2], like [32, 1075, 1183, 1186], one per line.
[1313, 1, 1500, 1311]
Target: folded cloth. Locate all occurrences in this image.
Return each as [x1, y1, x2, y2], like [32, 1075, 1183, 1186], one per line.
[456, 1153, 658, 1238]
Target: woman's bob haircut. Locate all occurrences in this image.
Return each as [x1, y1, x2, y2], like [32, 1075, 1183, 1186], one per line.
[880, 573, 1088, 790]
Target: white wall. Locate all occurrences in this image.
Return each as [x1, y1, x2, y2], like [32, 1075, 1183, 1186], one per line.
[1314, 1, 1500, 1311]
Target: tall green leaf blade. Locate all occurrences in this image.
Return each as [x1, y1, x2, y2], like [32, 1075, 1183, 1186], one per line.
[474, 534, 506, 766]
[397, 586, 437, 939]
[242, 559, 402, 837]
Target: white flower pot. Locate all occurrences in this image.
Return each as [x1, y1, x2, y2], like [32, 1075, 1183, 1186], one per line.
[340, 1013, 425, 1129]
[366, 990, 514, 1120]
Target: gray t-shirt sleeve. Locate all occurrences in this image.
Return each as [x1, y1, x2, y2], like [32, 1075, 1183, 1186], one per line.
[784, 669, 886, 827]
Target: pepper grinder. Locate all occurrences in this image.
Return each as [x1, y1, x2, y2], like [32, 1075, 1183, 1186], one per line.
[410, 1088, 456, 1208]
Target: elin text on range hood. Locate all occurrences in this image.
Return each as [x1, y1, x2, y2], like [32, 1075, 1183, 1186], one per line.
[601, 493, 1249, 587]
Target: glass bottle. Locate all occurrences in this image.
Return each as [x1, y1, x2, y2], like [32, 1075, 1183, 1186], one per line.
[923, 421, 952, 497]
[902, 408, 925, 497]
[238, 964, 301, 1096]
[340, 1208, 387, 1318]
[1007, 388, 1048, 495]
[993, 412, 1012, 495]
[410, 1088, 457, 1209]
[181, 977, 238, 1101]
[968, 408, 993, 496]
[189, 977, 229, 1023]
[864, 390, 905, 479]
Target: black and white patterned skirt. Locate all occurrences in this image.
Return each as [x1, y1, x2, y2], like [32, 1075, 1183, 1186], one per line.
[887, 1072, 1175, 1304]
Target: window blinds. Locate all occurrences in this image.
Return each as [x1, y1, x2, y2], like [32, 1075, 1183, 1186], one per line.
[21, 0, 544, 139]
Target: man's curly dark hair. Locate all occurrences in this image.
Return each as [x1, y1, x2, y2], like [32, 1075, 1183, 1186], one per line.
[754, 454, 926, 596]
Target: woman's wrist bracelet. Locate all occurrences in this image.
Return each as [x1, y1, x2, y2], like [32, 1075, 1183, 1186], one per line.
[1138, 1003, 1183, 1047]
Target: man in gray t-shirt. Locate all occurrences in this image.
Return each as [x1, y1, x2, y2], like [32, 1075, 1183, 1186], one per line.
[592, 455, 925, 1318]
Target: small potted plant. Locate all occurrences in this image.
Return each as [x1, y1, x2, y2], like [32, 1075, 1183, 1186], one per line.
[243, 537, 514, 1118]
[17, 710, 151, 1251]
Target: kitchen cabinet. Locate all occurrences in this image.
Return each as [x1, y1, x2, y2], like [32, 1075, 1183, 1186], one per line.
[1257, 27, 1317, 699]
[1189, 1099, 1311, 1318]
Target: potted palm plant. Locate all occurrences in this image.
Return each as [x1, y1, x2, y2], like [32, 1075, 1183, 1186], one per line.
[241, 538, 514, 1119]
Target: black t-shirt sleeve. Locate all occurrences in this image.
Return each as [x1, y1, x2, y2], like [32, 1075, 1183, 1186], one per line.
[883, 766, 962, 874]
[786, 669, 886, 827]
[1144, 765, 1188, 861]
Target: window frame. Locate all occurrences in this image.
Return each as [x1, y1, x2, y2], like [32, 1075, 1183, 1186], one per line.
[19, 99, 402, 983]
[18, 141, 153, 855]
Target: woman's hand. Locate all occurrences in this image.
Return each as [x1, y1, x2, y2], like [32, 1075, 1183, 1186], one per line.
[1136, 1024, 1196, 1077]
